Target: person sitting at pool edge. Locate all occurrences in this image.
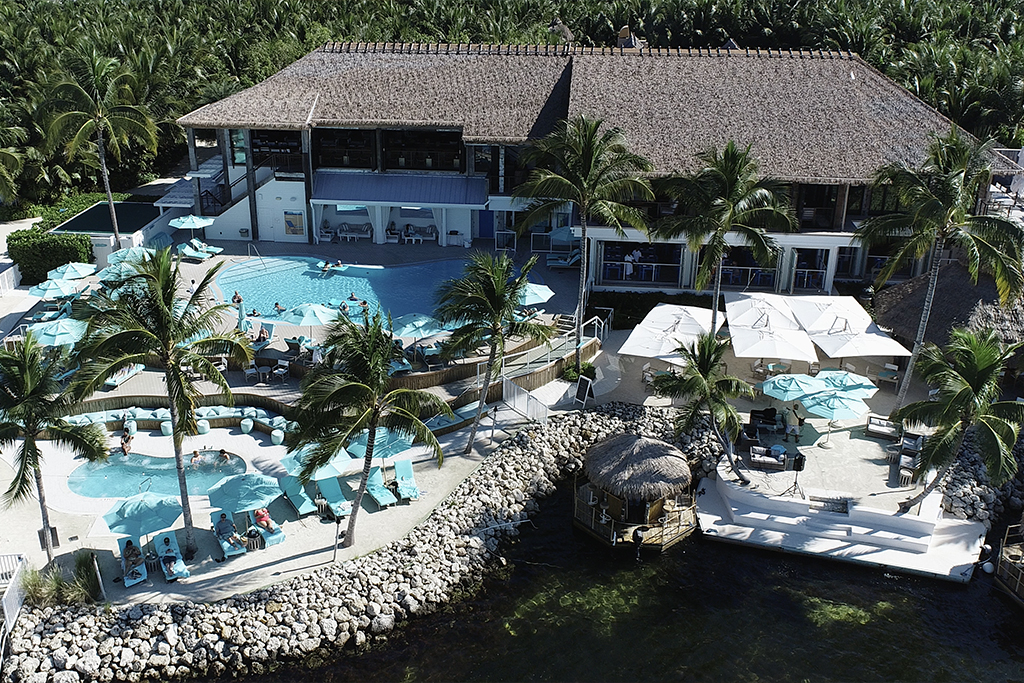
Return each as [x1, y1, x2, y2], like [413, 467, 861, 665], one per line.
[120, 428, 133, 455]
[123, 539, 143, 568]
[160, 536, 179, 573]
[219, 449, 230, 465]
[253, 507, 274, 532]
[231, 291, 243, 305]
[348, 291, 358, 301]
[215, 513, 244, 548]
[274, 302, 286, 314]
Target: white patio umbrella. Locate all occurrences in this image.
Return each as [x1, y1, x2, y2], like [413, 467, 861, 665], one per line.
[520, 282, 555, 307]
[617, 304, 721, 366]
[725, 292, 802, 330]
[729, 326, 818, 363]
[47, 262, 96, 280]
[809, 323, 912, 359]
[787, 296, 873, 334]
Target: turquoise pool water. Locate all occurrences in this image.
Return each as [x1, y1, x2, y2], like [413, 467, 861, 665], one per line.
[216, 256, 471, 321]
[68, 450, 245, 498]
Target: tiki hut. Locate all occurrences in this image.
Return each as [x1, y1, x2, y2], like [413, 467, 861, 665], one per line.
[573, 434, 697, 550]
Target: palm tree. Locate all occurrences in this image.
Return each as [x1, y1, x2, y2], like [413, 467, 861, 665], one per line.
[892, 328, 1024, 513]
[856, 128, 1024, 407]
[72, 248, 251, 558]
[289, 310, 451, 548]
[46, 52, 157, 244]
[434, 252, 554, 455]
[514, 114, 654, 371]
[0, 122, 26, 203]
[654, 140, 795, 331]
[651, 332, 754, 485]
[0, 334, 108, 563]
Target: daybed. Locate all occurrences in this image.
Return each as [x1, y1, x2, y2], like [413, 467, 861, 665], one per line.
[865, 414, 900, 440]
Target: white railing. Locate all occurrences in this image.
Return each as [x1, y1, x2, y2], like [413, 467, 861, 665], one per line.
[0, 263, 21, 296]
[246, 243, 266, 269]
[582, 313, 611, 342]
[1, 553, 27, 637]
[502, 376, 549, 424]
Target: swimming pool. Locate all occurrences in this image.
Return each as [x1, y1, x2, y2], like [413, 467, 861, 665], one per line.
[216, 256, 470, 320]
[68, 450, 246, 499]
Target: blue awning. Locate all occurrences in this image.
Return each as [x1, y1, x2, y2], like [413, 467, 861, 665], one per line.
[312, 172, 488, 208]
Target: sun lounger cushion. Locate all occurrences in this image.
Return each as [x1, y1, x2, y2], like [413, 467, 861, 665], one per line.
[366, 467, 397, 508]
[153, 532, 190, 581]
[210, 512, 247, 558]
[281, 476, 318, 517]
[316, 477, 353, 519]
[117, 537, 148, 588]
[393, 460, 420, 500]
[248, 510, 286, 547]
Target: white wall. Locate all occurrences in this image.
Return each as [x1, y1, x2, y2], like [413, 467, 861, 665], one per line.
[204, 197, 253, 242]
[443, 208, 472, 247]
[255, 180, 309, 243]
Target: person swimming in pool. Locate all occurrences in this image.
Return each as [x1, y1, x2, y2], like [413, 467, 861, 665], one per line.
[250, 308, 261, 317]
[232, 291, 243, 305]
[348, 292, 358, 301]
[359, 300, 369, 309]
[190, 450, 203, 468]
[274, 302, 286, 314]
[340, 301, 349, 314]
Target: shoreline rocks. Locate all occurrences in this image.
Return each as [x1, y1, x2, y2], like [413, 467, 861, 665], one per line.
[2, 404, 717, 683]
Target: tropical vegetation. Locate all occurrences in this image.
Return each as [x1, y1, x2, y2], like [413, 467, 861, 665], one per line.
[856, 129, 1024, 407]
[654, 140, 794, 331]
[435, 252, 554, 453]
[72, 248, 252, 558]
[651, 332, 754, 484]
[0, 333, 108, 563]
[288, 310, 450, 547]
[515, 115, 653, 370]
[892, 328, 1024, 513]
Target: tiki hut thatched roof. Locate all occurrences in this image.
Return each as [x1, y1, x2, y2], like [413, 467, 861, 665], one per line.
[584, 434, 692, 501]
[873, 262, 1024, 348]
[177, 43, 1020, 182]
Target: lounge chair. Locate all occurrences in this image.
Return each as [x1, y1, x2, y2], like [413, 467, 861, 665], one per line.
[29, 302, 71, 323]
[318, 223, 335, 243]
[316, 477, 354, 519]
[366, 466, 397, 509]
[104, 363, 143, 388]
[546, 250, 581, 269]
[210, 511, 247, 558]
[280, 475, 318, 517]
[247, 509, 286, 547]
[189, 238, 224, 255]
[392, 459, 420, 501]
[388, 358, 412, 375]
[251, 322, 276, 352]
[54, 363, 79, 383]
[117, 536, 147, 588]
[176, 243, 212, 262]
[513, 308, 544, 323]
[153, 531, 190, 582]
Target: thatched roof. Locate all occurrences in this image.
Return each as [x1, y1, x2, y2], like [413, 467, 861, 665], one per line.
[584, 434, 692, 501]
[178, 43, 1020, 182]
[873, 262, 1024, 348]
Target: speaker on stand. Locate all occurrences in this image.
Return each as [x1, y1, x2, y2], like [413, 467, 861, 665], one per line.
[781, 453, 805, 498]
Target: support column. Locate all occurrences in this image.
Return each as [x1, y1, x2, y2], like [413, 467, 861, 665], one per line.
[832, 184, 850, 231]
[371, 206, 387, 244]
[824, 247, 839, 293]
[302, 129, 314, 244]
[439, 208, 448, 247]
[219, 129, 231, 197]
[498, 147, 505, 194]
[375, 129, 385, 172]
[243, 130, 259, 241]
[187, 128, 201, 215]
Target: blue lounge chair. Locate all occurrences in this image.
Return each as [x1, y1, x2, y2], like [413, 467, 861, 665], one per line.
[392, 459, 420, 501]
[366, 467, 397, 509]
[251, 322, 276, 352]
[153, 531, 190, 582]
[546, 251, 581, 269]
[176, 243, 212, 262]
[54, 363, 79, 383]
[388, 358, 413, 375]
[117, 536, 147, 588]
[104, 363, 143, 388]
[189, 238, 224, 255]
[280, 475, 317, 517]
[248, 509, 285, 547]
[316, 477, 353, 519]
[210, 511, 247, 558]
[514, 308, 544, 323]
[30, 302, 71, 323]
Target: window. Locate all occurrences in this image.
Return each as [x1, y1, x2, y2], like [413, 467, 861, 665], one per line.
[868, 187, 900, 214]
[846, 186, 865, 215]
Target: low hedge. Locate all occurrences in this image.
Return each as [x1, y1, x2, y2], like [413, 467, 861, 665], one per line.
[8, 230, 93, 285]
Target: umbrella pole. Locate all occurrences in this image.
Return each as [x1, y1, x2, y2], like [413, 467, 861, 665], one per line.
[819, 422, 834, 449]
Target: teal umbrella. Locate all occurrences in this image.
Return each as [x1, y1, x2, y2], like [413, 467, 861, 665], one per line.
[27, 318, 87, 347]
[279, 303, 338, 327]
[392, 313, 444, 338]
[761, 374, 828, 402]
[107, 246, 155, 265]
[815, 370, 878, 400]
[102, 492, 182, 538]
[207, 473, 281, 514]
[520, 282, 555, 306]
[280, 445, 354, 481]
[801, 389, 869, 447]
[97, 263, 139, 282]
[29, 278, 78, 299]
[169, 215, 215, 235]
[47, 262, 96, 280]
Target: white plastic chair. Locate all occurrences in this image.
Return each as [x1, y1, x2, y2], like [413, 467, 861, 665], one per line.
[272, 360, 290, 382]
[244, 360, 259, 383]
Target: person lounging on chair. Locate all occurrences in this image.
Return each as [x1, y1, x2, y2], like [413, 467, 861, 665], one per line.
[154, 532, 190, 582]
[248, 508, 285, 546]
[365, 467, 398, 509]
[118, 537, 147, 588]
[189, 238, 224, 255]
[392, 459, 420, 501]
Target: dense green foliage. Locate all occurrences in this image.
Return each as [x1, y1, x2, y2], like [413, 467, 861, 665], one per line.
[1, 0, 1022, 204]
[7, 229, 93, 285]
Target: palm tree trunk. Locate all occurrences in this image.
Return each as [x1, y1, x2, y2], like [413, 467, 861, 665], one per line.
[344, 418, 376, 548]
[709, 254, 724, 332]
[34, 465, 54, 564]
[708, 414, 750, 485]
[464, 339, 498, 455]
[574, 216, 588, 372]
[895, 240, 943, 408]
[898, 456, 956, 514]
[167, 399, 197, 558]
[96, 126, 121, 245]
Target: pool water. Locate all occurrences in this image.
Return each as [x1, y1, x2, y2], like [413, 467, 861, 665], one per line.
[68, 450, 246, 498]
[216, 256, 470, 321]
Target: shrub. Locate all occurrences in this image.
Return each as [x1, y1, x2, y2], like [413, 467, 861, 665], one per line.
[562, 361, 596, 382]
[7, 229, 93, 285]
[19, 552, 102, 607]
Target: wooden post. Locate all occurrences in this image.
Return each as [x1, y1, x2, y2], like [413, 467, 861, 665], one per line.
[244, 130, 259, 241]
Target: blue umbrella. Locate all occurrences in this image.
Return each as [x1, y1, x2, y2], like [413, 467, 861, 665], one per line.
[97, 263, 138, 282]
[27, 318, 87, 347]
[102, 492, 182, 538]
[392, 313, 444, 338]
[760, 374, 828, 402]
[47, 262, 96, 280]
[280, 303, 338, 327]
[207, 473, 281, 514]
[280, 445, 354, 481]
[815, 370, 878, 400]
[107, 246, 155, 265]
[801, 390, 869, 446]
[29, 278, 78, 299]
[520, 282, 555, 307]
[169, 215, 215, 233]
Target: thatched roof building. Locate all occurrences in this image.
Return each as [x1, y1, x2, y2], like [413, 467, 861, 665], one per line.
[584, 434, 692, 501]
[873, 262, 1024, 348]
[177, 43, 1018, 183]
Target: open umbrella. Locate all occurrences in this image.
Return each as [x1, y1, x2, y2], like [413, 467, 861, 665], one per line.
[97, 262, 138, 282]
[815, 370, 878, 400]
[47, 262, 96, 280]
[27, 318, 87, 347]
[617, 304, 721, 366]
[520, 282, 555, 307]
[169, 214, 215, 237]
[207, 473, 281, 514]
[547, 226, 578, 244]
[29, 278, 78, 299]
[729, 326, 818, 363]
[392, 313, 444, 339]
[107, 246, 154, 265]
[801, 389, 869, 447]
[760, 373, 828, 402]
[280, 303, 338, 327]
[102, 492, 182, 538]
[280, 445, 356, 481]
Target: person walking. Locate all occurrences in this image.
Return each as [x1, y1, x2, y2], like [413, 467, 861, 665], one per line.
[783, 402, 805, 443]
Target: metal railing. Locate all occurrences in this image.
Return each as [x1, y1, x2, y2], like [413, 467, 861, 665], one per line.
[247, 244, 266, 269]
[792, 268, 826, 290]
[996, 524, 1024, 602]
[502, 376, 549, 424]
[600, 260, 681, 285]
[572, 494, 697, 547]
[530, 232, 577, 254]
[718, 265, 777, 290]
[1, 553, 27, 638]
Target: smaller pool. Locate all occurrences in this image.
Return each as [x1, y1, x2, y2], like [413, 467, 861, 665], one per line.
[68, 450, 246, 499]
[52, 202, 160, 235]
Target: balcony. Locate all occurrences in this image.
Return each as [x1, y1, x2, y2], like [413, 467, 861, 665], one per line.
[384, 149, 461, 172]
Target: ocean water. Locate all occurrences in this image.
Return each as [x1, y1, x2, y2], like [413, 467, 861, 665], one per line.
[68, 450, 245, 498]
[232, 484, 1024, 682]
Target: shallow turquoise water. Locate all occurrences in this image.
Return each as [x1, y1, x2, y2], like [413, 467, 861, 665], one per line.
[215, 256, 471, 321]
[68, 450, 245, 498]
[234, 483, 1024, 682]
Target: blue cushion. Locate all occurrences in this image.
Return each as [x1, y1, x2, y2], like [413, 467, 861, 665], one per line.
[271, 429, 285, 445]
[197, 419, 210, 435]
[240, 418, 254, 434]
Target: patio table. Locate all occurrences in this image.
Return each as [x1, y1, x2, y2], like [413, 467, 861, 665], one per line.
[404, 234, 423, 244]
[257, 365, 272, 383]
[766, 362, 790, 375]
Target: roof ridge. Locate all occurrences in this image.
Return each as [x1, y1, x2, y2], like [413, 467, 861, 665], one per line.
[316, 42, 855, 59]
